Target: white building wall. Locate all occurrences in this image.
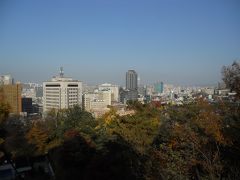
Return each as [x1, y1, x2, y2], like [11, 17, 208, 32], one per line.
[43, 78, 82, 113]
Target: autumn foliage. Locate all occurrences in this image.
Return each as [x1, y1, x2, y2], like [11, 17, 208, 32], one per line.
[0, 98, 239, 179]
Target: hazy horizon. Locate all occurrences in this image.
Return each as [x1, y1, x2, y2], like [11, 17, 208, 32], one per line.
[0, 0, 239, 86]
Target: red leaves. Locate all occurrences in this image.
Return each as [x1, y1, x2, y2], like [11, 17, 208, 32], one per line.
[64, 129, 80, 139]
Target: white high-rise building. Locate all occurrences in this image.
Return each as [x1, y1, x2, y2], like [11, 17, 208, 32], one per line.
[43, 68, 82, 113]
[0, 75, 14, 85]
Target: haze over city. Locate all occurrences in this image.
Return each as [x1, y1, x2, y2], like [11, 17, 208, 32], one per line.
[0, 0, 239, 85]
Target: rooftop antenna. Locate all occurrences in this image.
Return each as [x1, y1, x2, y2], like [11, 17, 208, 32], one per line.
[59, 67, 64, 78]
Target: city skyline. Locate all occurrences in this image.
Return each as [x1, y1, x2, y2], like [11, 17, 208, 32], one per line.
[0, 0, 239, 85]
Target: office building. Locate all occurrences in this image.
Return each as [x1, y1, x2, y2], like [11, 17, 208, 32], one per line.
[43, 68, 82, 113]
[122, 70, 138, 102]
[22, 97, 33, 115]
[126, 70, 138, 91]
[0, 84, 22, 114]
[154, 81, 164, 94]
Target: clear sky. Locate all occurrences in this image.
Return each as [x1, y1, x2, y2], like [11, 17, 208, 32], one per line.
[0, 0, 239, 86]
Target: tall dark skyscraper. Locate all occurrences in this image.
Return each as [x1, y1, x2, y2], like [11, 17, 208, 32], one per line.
[126, 70, 138, 90]
[120, 70, 138, 103]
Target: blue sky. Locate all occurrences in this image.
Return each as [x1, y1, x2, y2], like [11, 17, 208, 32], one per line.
[0, 0, 239, 86]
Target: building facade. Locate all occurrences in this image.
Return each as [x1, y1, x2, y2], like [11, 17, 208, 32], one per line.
[154, 81, 164, 94]
[98, 83, 119, 102]
[0, 75, 14, 85]
[83, 90, 111, 111]
[126, 70, 138, 91]
[22, 97, 33, 115]
[43, 69, 82, 113]
[121, 70, 138, 102]
[0, 84, 22, 114]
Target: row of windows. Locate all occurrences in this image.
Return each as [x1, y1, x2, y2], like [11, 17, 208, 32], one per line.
[68, 84, 78, 87]
[45, 96, 79, 100]
[46, 84, 60, 87]
[45, 94, 59, 97]
[68, 99, 78, 101]
[67, 88, 79, 90]
[45, 88, 60, 90]
[68, 95, 78, 97]
[45, 90, 79, 93]
[46, 101, 59, 104]
[45, 91, 60, 94]
[45, 97, 60, 100]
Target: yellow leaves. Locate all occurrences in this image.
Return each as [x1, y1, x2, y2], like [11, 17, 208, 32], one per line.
[103, 114, 161, 154]
[102, 107, 118, 125]
[26, 123, 49, 155]
[105, 115, 113, 125]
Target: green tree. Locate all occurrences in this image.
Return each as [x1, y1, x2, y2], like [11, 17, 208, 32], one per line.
[99, 103, 161, 154]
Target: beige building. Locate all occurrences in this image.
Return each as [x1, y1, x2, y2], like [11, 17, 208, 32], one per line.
[83, 90, 112, 117]
[98, 83, 119, 102]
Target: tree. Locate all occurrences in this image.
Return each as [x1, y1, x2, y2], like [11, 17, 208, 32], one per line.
[85, 134, 147, 180]
[49, 135, 96, 180]
[152, 99, 226, 179]
[99, 103, 161, 154]
[222, 61, 240, 98]
[49, 134, 147, 180]
[0, 102, 10, 158]
[0, 102, 10, 124]
[3, 116, 34, 158]
[26, 122, 49, 155]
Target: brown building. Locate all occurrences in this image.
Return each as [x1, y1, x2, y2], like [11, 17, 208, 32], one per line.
[0, 84, 22, 114]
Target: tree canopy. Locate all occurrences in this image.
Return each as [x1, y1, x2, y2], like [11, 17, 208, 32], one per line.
[222, 61, 240, 98]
